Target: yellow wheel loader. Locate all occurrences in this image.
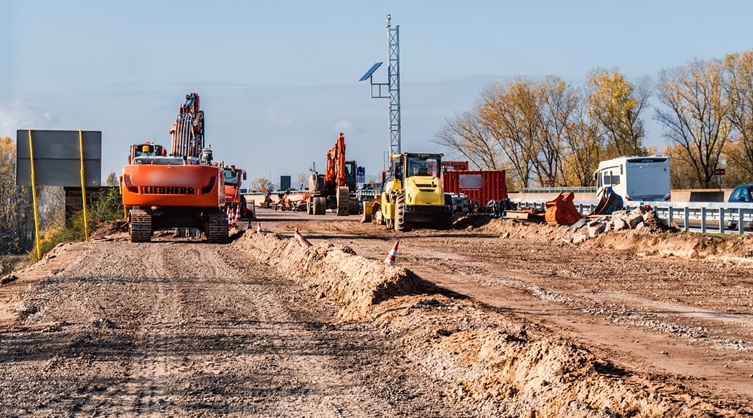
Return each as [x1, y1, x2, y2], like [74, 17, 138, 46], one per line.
[363, 153, 452, 231]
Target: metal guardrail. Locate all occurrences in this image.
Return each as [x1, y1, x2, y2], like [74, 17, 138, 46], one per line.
[521, 187, 597, 194]
[511, 199, 753, 234]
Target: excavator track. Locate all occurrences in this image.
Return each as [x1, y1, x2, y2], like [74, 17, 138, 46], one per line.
[207, 211, 229, 243]
[336, 186, 349, 216]
[129, 209, 152, 242]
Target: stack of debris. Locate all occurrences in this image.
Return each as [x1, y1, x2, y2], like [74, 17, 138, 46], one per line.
[563, 206, 674, 244]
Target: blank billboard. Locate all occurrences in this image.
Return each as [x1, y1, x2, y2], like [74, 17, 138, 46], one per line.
[16, 130, 101, 187]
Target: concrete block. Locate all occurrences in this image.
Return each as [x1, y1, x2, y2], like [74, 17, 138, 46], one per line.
[613, 218, 628, 230]
[627, 213, 644, 229]
[611, 210, 628, 218]
[588, 222, 607, 238]
[568, 218, 588, 232]
[631, 207, 646, 216]
[572, 234, 589, 244]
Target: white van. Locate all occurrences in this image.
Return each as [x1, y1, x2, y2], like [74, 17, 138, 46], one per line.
[594, 156, 671, 202]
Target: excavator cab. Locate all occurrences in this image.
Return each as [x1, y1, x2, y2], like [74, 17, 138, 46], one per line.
[129, 142, 166, 164]
[223, 166, 246, 188]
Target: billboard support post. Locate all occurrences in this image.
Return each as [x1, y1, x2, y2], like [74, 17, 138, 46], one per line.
[27, 130, 42, 260]
[78, 130, 90, 241]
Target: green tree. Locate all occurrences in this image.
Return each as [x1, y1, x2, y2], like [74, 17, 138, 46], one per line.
[105, 171, 118, 186]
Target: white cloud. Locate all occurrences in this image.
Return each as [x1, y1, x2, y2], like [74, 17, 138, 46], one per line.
[334, 120, 353, 132]
[263, 106, 292, 127]
[0, 101, 58, 137]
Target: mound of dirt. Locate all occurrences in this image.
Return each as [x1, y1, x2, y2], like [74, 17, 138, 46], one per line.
[232, 229, 743, 416]
[231, 231, 437, 319]
[89, 221, 125, 239]
[464, 216, 753, 261]
[371, 295, 729, 417]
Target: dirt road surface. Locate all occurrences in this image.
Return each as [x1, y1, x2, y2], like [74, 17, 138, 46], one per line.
[2, 207, 753, 417]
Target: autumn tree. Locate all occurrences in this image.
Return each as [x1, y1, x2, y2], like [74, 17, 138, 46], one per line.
[723, 50, 753, 182]
[294, 173, 309, 190]
[477, 79, 541, 188]
[433, 110, 502, 170]
[561, 104, 601, 186]
[0, 137, 34, 254]
[532, 76, 577, 186]
[252, 177, 271, 192]
[656, 59, 733, 188]
[585, 68, 651, 160]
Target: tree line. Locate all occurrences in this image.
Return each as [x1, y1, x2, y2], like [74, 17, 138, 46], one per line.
[434, 50, 753, 190]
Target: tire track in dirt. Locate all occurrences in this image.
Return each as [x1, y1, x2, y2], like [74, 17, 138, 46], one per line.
[0, 238, 477, 417]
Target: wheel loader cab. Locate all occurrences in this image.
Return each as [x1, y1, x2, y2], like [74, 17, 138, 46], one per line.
[406, 155, 439, 178]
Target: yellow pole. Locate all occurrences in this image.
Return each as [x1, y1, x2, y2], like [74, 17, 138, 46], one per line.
[78, 130, 90, 241]
[27, 130, 42, 260]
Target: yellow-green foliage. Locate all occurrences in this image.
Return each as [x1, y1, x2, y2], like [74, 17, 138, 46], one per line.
[27, 187, 123, 262]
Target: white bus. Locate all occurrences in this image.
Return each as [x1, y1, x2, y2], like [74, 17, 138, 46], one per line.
[594, 156, 671, 202]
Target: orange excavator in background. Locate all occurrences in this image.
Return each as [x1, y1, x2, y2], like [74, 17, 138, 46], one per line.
[119, 93, 228, 243]
[222, 164, 250, 219]
[306, 132, 359, 216]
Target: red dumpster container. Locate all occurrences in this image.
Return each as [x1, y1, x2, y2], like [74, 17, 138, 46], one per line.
[442, 170, 507, 205]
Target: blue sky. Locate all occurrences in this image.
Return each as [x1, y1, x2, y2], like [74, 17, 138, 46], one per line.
[2, 0, 753, 186]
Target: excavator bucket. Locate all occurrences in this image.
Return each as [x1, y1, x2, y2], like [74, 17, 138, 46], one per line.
[589, 187, 624, 216]
[544, 192, 583, 226]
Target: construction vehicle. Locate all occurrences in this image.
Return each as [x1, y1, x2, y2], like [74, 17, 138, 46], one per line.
[362, 152, 452, 231]
[119, 92, 228, 243]
[594, 155, 671, 202]
[306, 132, 359, 216]
[223, 165, 251, 219]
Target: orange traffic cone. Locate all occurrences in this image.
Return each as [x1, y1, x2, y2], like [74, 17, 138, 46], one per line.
[256, 221, 264, 235]
[384, 241, 399, 265]
[227, 207, 234, 227]
[294, 227, 312, 248]
[235, 205, 241, 224]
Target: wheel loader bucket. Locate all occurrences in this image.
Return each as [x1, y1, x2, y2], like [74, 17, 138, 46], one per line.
[361, 198, 376, 223]
[360, 197, 384, 224]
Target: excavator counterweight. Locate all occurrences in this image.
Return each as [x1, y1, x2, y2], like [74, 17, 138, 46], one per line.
[119, 93, 229, 243]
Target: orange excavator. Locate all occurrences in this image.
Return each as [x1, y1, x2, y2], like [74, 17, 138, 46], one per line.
[306, 132, 359, 216]
[119, 93, 228, 243]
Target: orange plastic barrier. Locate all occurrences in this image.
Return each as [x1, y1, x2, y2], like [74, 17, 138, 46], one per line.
[544, 192, 583, 226]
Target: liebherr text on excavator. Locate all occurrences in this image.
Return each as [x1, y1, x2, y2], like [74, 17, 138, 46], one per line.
[119, 93, 229, 243]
